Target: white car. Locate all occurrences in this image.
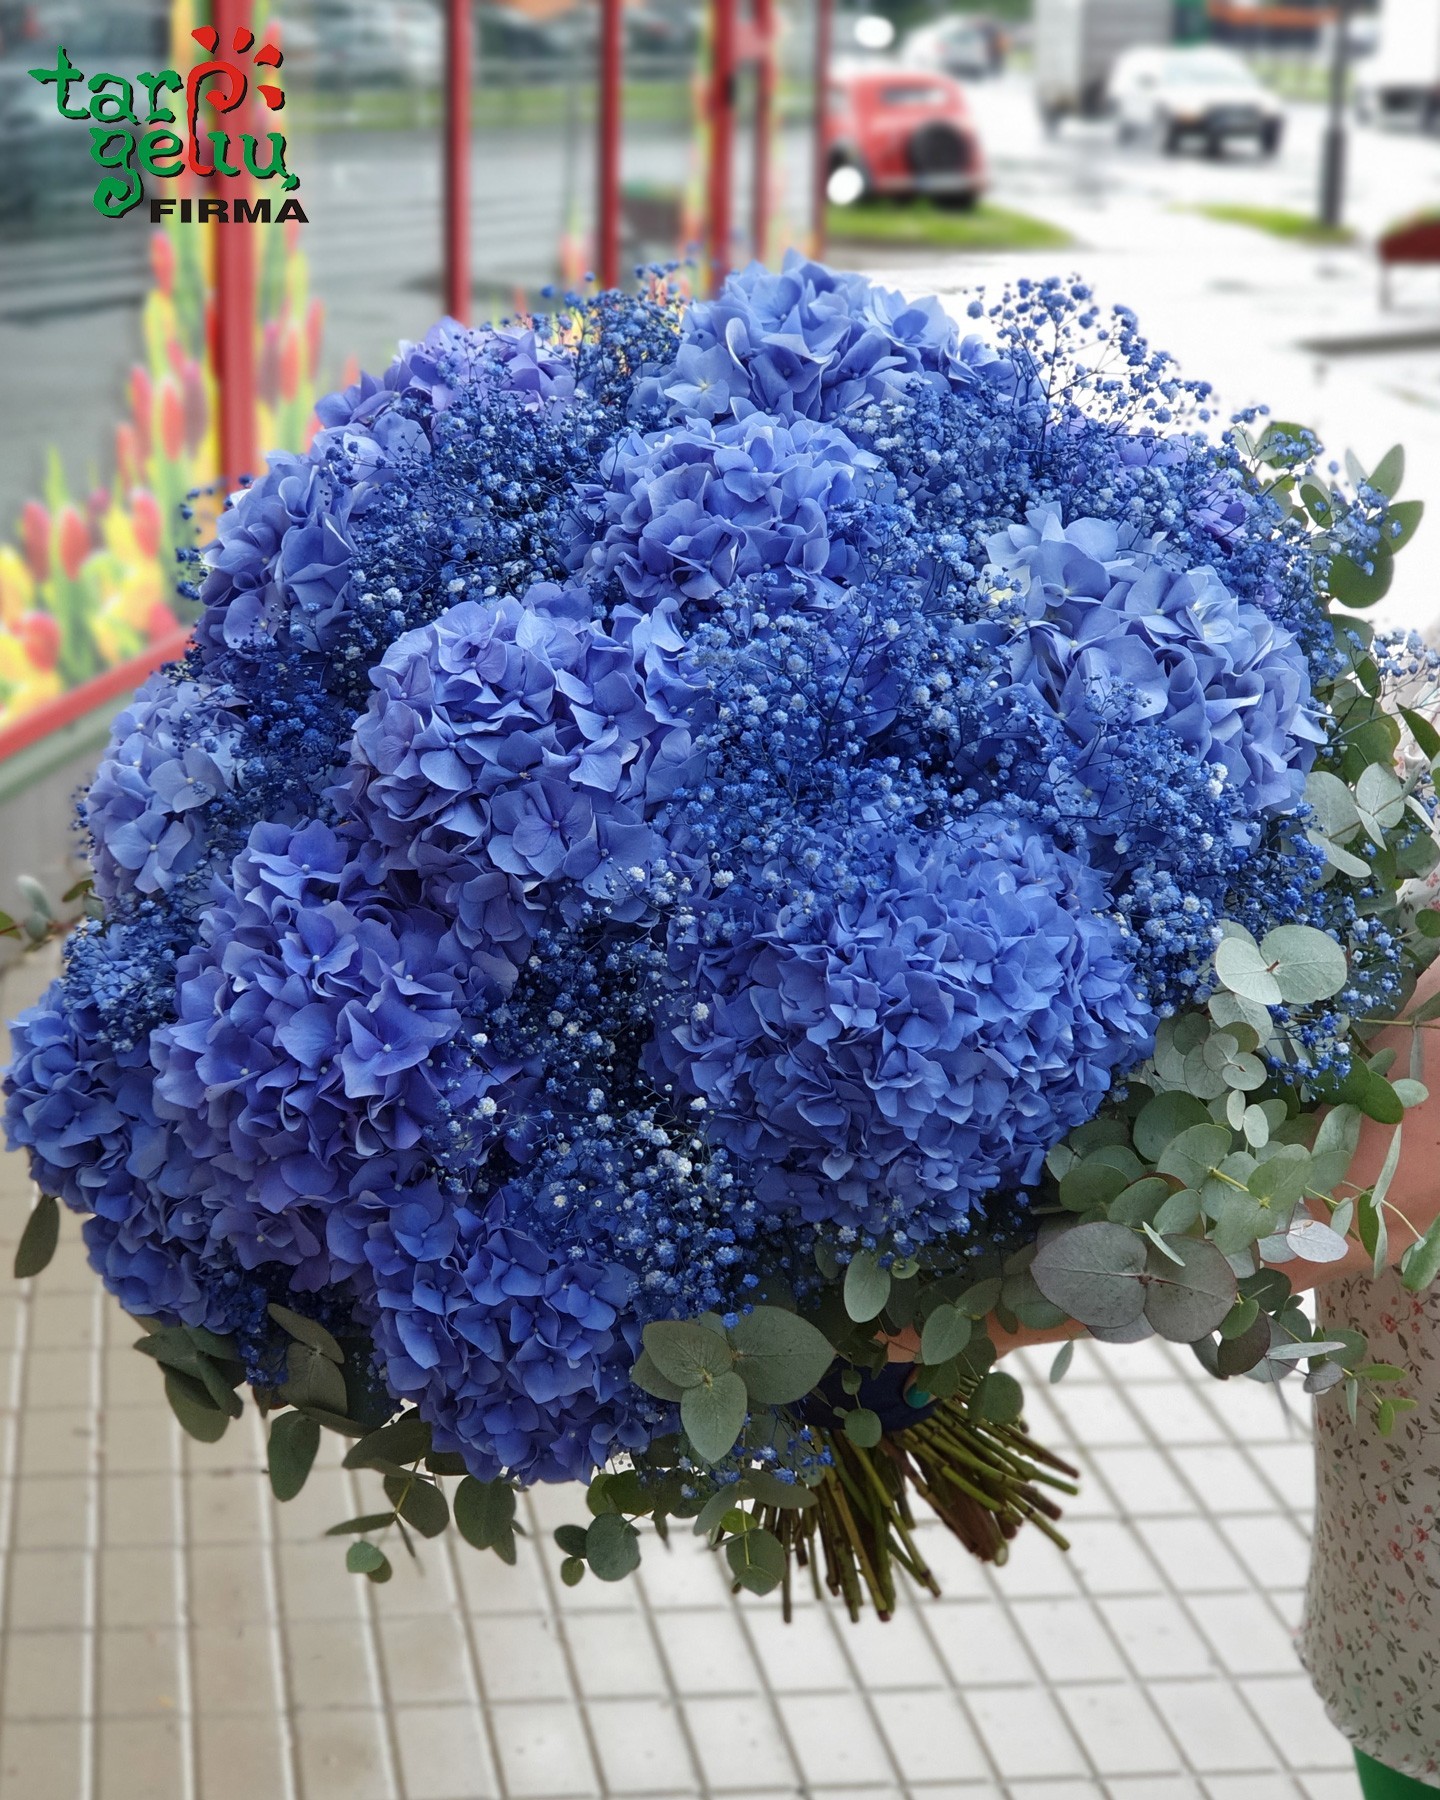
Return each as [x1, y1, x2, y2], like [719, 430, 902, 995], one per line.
[1108, 46, 1284, 156]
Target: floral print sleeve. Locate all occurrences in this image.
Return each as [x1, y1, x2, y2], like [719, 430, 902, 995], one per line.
[1302, 1268, 1440, 1786]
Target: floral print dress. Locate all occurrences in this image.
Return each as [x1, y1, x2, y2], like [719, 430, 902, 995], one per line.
[1302, 1268, 1440, 1784]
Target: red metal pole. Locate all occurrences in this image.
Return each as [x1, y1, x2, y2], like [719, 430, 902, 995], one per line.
[751, 0, 773, 266]
[812, 0, 833, 260]
[444, 0, 471, 322]
[707, 0, 736, 292]
[598, 0, 623, 288]
[212, 0, 257, 486]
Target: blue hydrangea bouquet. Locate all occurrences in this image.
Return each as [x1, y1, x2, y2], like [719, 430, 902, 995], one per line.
[6, 258, 1436, 1615]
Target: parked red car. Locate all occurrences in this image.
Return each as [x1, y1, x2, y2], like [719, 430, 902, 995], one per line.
[825, 65, 987, 208]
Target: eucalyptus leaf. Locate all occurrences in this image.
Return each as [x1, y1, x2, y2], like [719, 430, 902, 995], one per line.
[268, 1303, 345, 1365]
[268, 1411, 320, 1502]
[843, 1251, 891, 1323]
[920, 1303, 971, 1367]
[1401, 1215, 1440, 1292]
[1156, 1124, 1232, 1191]
[1132, 1089, 1212, 1162]
[1031, 1222, 1148, 1329]
[681, 1370, 749, 1463]
[1285, 1217, 1350, 1264]
[326, 1513, 398, 1536]
[282, 1342, 348, 1414]
[843, 1407, 883, 1447]
[454, 1477, 517, 1553]
[1049, 1339, 1075, 1383]
[13, 1193, 59, 1280]
[971, 1370, 1025, 1424]
[344, 1413, 432, 1472]
[346, 1541, 388, 1576]
[643, 1321, 736, 1389]
[729, 1306, 834, 1405]
[1214, 935, 1282, 1007]
[587, 1512, 642, 1581]
[1259, 925, 1348, 1006]
[163, 1369, 229, 1443]
[725, 1525, 785, 1595]
[384, 1474, 450, 1538]
[630, 1348, 687, 1403]
[1140, 1237, 1237, 1343]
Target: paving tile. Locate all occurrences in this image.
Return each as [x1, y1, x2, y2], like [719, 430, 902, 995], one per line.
[588, 1696, 696, 1793]
[490, 1699, 599, 1797]
[779, 1691, 898, 1786]
[1133, 1517, 1251, 1593]
[1187, 1591, 1303, 1677]
[1147, 1678, 1277, 1773]
[925, 1599, 1035, 1686]
[12, 1473, 89, 1552]
[100, 1545, 178, 1627]
[842, 1606, 948, 1692]
[102, 1474, 178, 1547]
[1093, 1447, 1195, 1516]
[1169, 1445, 1277, 1514]
[196, 1712, 292, 1800]
[1098, 1596, 1215, 1679]
[1054, 1681, 1181, 1777]
[871, 1688, 990, 1783]
[681, 1693, 797, 1790]
[286, 1616, 384, 1711]
[378, 1611, 475, 1706]
[94, 1716, 186, 1800]
[0, 1716, 85, 1800]
[7, 1546, 89, 1630]
[1104, 1781, 1206, 1799]
[1009, 1597, 1127, 1684]
[96, 1406, 175, 1478]
[744, 1600, 853, 1692]
[564, 1607, 667, 1699]
[650, 1604, 759, 1696]
[393, 1702, 499, 1798]
[1202, 1777, 1306, 1799]
[191, 1621, 281, 1715]
[1067, 1518, 1167, 1597]
[1298, 1775, 1367, 1800]
[1218, 1513, 1314, 1591]
[1, 1627, 88, 1719]
[965, 1684, 1089, 1781]
[471, 1613, 574, 1704]
[187, 1469, 270, 1546]
[293, 1706, 396, 1800]
[97, 1626, 182, 1717]
[20, 1409, 98, 1478]
[24, 1350, 96, 1411]
[1243, 1675, 1357, 1771]
[1043, 1383, 1147, 1447]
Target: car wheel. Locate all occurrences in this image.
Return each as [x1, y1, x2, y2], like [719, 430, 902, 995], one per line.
[1204, 132, 1224, 159]
[1162, 120, 1183, 154]
[935, 190, 979, 211]
[1260, 121, 1282, 155]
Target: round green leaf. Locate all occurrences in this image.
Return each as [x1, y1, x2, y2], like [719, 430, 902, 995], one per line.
[586, 1511, 642, 1582]
[1213, 935, 1282, 1007]
[1155, 1124, 1232, 1191]
[163, 1369, 229, 1443]
[282, 1342, 348, 1414]
[1031, 1222, 1148, 1329]
[454, 1476, 517, 1552]
[13, 1193, 59, 1280]
[919, 1302, 971, 1367]
[1140, 1238, 1237, 1343]
[629, 1348, 686, 1403]
[344, 1413, 432, 1471]
[268, 1411, 320, 1502]
[725, 1524, 785, 1595]
[642, 1321, 735, 1390]
[560, 1556, 586, 1587]
[972, 1370, 1024, 1425]
[729, 1306, 835, 1405]
[1133, 1091, 1210, 1163]
[385, 1475, 450, 1539]
[268, 1303, 345, 1365]
[1108, 1176, 1172, 1227]
[1258, 925, 1347, 1006]
[346, 1540, 387, 1576]
[843, 1407, 883, 1448]
[681, 1370, 749, 1463]
[842, 1251, 891, 1323]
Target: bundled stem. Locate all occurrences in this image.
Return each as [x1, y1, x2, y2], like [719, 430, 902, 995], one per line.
[746, 1394, 1080, 1623]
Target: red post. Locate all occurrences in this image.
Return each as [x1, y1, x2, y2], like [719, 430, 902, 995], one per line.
[751, 0, 774, 266]
[598, 0, 623, 288]
[444, 0, 471, 323]
[212, 0, 257, 487]
[707, 0, 736, 293]
[812, 0, 833, 260]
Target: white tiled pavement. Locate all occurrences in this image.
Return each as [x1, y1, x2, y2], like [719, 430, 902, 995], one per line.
[0, 948, 1360, 1800]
